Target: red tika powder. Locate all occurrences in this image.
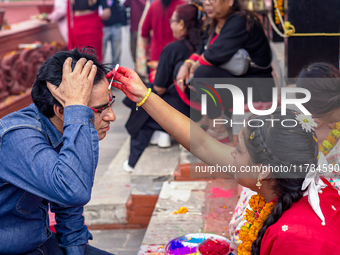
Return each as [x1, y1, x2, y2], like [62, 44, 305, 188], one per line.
[198, 239, 230, 255]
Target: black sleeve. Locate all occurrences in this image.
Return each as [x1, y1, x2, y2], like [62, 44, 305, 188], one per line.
[203, 14, 249, 66]
[195, 27, 209, 56]
[74, 0, 108, 10]
[154, 41, 189, 88]
[100, 0, 109, 9]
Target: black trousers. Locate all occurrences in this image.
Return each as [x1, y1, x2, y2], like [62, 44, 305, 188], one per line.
[20, 232, 113, 255]
[128, 117, 163, 167]
[127, 89, 192, 167]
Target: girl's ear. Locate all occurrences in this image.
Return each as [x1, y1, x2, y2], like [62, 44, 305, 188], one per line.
[258, 165, 271, 179]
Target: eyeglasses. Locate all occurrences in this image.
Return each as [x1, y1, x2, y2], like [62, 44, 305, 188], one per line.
[90, 95, 115, 117]
[199, 0, 217, 4]
[169, 18, 179, 23]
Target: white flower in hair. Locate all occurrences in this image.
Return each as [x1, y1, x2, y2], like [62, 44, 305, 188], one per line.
[295, 114, 318, 132]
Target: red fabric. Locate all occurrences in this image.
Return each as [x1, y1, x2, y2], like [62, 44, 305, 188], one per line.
[48, 209, 56, 233]
[209, 33, 218, 45]
[198, 54, 211, 66]
[260, 179, 340, 255]
[174, 80, 201, 111]
[68, 11, 104, 62]
[189, 53, 199, 62]
[141, 0, 186, 61]
[124, 0, 146, 32]
[67, 0, 72, 50]
[149, 69, 157, 83]
[200, 82, 222, 106]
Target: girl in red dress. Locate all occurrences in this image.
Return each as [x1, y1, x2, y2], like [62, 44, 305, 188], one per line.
[107, 66, 340, 255]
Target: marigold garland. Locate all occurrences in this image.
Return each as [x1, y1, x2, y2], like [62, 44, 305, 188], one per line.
[274, 0, 284, 25]
[319, 122, 340, 156]
[238, 194, 277, 255]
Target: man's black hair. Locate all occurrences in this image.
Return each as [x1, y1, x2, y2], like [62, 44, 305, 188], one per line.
[32, 47, 110, 118]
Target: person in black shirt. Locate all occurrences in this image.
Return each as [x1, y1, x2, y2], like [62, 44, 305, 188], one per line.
[176, 0, 274, 143]
[122, 3, 204, 172]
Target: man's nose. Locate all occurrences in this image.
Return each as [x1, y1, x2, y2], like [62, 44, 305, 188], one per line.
[104, 107, 116, 122]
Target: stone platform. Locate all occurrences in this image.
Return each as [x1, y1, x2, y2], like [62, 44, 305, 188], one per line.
[137, 179, 239, 255]
[130, 138, 180, 196]
[84, 137, 181, 228]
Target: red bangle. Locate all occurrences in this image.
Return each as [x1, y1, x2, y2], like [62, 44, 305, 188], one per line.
[198, 55, 211, 66]
[144, 45, 150, 50]
[189, 54, 199, 62]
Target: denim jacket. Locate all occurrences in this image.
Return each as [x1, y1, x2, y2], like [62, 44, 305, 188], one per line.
[0, 104, 99, 255]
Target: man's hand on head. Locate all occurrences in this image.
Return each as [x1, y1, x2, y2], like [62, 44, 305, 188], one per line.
[47, 57, 97, 107]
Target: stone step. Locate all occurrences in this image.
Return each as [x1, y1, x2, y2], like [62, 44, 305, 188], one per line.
[130, 139, 180, 196]
[85, 137, 181, 228]
[84, 138, 131, 226]
[138, 179, 239, 254]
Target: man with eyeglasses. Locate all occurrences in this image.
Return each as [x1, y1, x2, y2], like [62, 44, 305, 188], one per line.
[0, 48, 116, 255]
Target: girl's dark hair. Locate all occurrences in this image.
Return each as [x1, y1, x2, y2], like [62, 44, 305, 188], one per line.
[31, 47, 110, 118]
[243, 109, 318, 255]
[296, 62, 340, 117]
[208, 0, 259, 37]
[176, 4, 204, 53]
[161, 0, 172, 7]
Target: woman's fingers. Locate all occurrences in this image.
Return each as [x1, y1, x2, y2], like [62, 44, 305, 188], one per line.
[176, 64, 192, 92]
[110, 66, 149, 102]
[114, 72, 130, 85]
[116, 66, 130, 75]
[178, 81, 185, 92]
[176, 75, 185, 92]
[111, 81, 123, 90]
[185, 75, 189, 85]
[188, 85, 196, 91]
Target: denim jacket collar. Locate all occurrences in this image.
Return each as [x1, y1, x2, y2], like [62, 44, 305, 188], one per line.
[33, 105, 63, 149]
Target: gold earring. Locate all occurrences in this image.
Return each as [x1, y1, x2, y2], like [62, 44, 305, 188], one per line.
[256, 176, 262, 189]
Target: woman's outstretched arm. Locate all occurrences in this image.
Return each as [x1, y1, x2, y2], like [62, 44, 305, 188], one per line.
[109, 66, 234, 173]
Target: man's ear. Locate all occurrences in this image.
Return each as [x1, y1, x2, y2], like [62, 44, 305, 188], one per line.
[53, 105, 64, 122]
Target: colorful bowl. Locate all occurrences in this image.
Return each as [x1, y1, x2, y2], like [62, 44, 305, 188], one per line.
[165, 233, 230, 255]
